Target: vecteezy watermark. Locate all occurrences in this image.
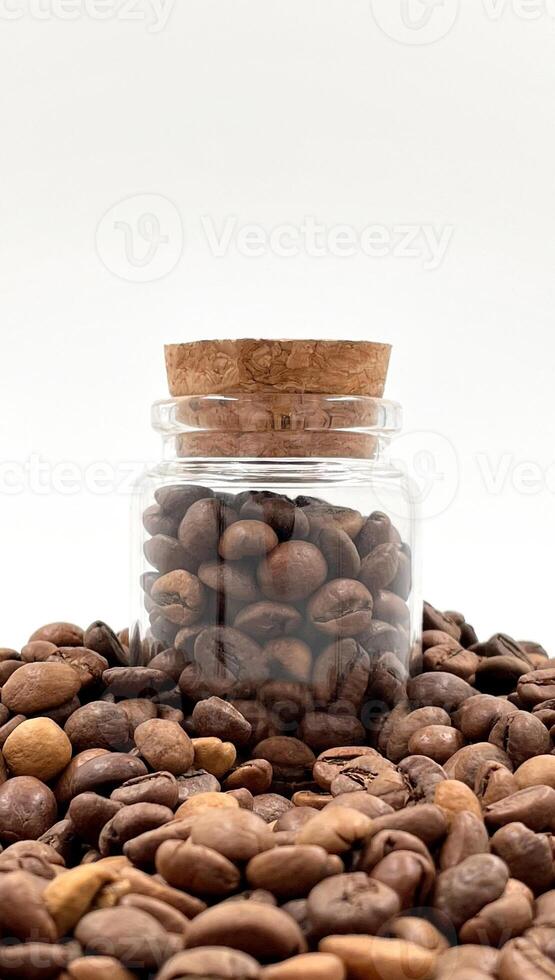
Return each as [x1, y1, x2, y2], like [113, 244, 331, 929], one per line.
[375, 429, 461, 521]
[370, 0, 460, 45]
[0, 455, 145, 496]
[0, 0, 176, 31]
[200, 216, 454, 270]
[482, 0, 555, 20]
[96, 194, 183, 283]
[476, 454, 555, 495]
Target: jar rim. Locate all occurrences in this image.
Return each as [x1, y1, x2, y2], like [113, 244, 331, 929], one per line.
[151, 392, 403, 436]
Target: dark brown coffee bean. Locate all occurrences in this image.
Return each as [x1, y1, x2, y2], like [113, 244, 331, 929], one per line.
[219, 519, 278, 559]
[111, 771, 179, 808]
[191, 696, 252, 745]
[198, 560, 258, 602]
[423, 645, 481, 682]
[69, 753, 148, 798]
[241, 492, 309, 542]
[119, 698, 157, 732]
[0, 870, 57, 942]
[359, 543, 400, 595]
[362, 803, 448, 846]
[155, 483, 213, 518]
[358, 620, 404, 655]
[178, 498, 237, 563]
[310, 523, 361, 579]
[369, 850, 436, 909]
[489, 710, 551, 767]
[149, 647, 191, 682]
[143, 504, 180, 537]
[252, 736, 315, 783]
[0, 776, 57, 843]
[191, 627, 268, 700]
[247, 845, 338, 899]
[407, 672, 475, 712]
[102, 667, 175, 701]
[144, 534, 192, 574]
[400, 755, 448, 804]
[518, 668, 555, 706]
[312, 639, 370, 710]
[474, 760, 518, 808]
[257, 541, 327, 602]
[67, 792, 123, 848]
[307, 872, 400, 938]
[99, 802, 174, 855]
[372, 590, 410, 630]
[64, 701, 130, 753]
[356, 512, 394, 557]
[83, 620, 129, 665]
[300, 715, 365, 755]
[422, 603, 462, 640]
[308, 579, 373, 638]
[453, 694, 517, 741]
[234, 601, 302, 640]
[386, 707, 451, 763]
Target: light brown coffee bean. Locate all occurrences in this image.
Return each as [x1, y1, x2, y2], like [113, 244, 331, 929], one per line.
[29, 622, 83, 647]
[320, 935, 437, 980]
[156, 839, 241, 896]
[75, 906, 181, 969]
[64, 702, 130, 753]
[3, 718, 72, 780]
[224, 759, 273, 795]
[257, 542, 328, 602]
[186, 901, 306, 961]
[189, 808, 273, 862]
[308, 580, 374, 638]
[247, 845, 338, 899]
[134, 719, 194, 775]
[2, 662, 81, 714]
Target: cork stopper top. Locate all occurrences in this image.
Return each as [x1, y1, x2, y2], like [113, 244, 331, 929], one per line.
[165, 338, 391, 398]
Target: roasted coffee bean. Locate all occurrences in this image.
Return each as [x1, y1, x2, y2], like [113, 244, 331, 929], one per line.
[177, 498, 237, 564]
[75, 906, 181, 969]
[240, 492, 309, 542]
[134, 718, 194, 775]
[300, 713, 366, 751]
[64, 702, 130, 753]
[454, 694, 517, 741]
[356, 511, 395, 557]
[198, 560, 259, 602]
[69, 752, 148, 798]
[308, 579, 373, 637]
[246, 845, 340, 899]
[264, 637, 312, 684]
[219, 519, 279, 559]
[297, 806, 372, 854]
[489, 710, 551, 767]
[144, 534, 192, 575]
[399, 755, 447, 804]
[176, 769, 221, 804]
[484, 785, 555, 832]
[190, 627, 268, 699]
[0, 775, 57, 842]
[224, 759, 274, 795]
[150, 570, 206, 627]
[84, 620, 129, 665]
[310, 522, 361, 580]
[2, 661, 81, 714]
[475, 759, 518, 807]
[439, 811, 490, 870]
[313, 746, 381, 791]
[253, 737, 315, 782]
[257, 541, 328, 602]
[156, 838, 241, 896]
[444, 743, 512, 788]
[518, 668, 555, 706]
[192, 737, 237, 778]
[423, 644, 481, 682]
[307, 872, 400, 938]
[386, 707, 451, 763]
[407, 672, 476, 712]
[359, 543, 400, 595]
[434, 853, 509, 932]
[369, 849, 436, 909]
[3, 717, 72, 780]
[409, 725, 464, 764]
[312, 640, 370, 710]
[67, 793, 122, 848]
[491, 821, 555, 894]
[186, 901, 306, 961]
[111, 771, 179, 808]
[192, 696, 252, 745]
[234, 602, 302, 640]
[189, 807, 273, 862]
[99, 801, 174, 855]
[252, 793, 293, 823]
[514, 754, 555, 790]
[157, 948, 260, 980]
[29, 622, 84, 647]
[155, 483, 213, 518]
[423, 603, 462, 640]
[103, 666, 176, 701]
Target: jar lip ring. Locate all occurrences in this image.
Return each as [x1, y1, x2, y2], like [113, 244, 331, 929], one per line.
[151, 392, 403, 436]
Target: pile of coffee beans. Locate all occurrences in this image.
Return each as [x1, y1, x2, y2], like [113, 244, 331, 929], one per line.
[0, 600, 554, 978]
[141, 487, 415, 749]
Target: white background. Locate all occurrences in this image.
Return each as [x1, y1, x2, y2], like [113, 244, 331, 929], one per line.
[1, 0, 554, 650]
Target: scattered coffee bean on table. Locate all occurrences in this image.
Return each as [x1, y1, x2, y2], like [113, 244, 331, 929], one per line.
[0, 597, 553, 977]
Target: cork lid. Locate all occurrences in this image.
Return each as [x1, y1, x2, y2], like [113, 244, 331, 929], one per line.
[165, 339, 391, 398]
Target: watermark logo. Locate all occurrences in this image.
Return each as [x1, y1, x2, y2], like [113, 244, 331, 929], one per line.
[375, 429, 460, 521]
[0, 0, 176, 31]
[370, 0, 459, 45]
[96, 194, 183, 283]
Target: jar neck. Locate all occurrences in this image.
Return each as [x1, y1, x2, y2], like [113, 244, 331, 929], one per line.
[152, 393, 402, 462]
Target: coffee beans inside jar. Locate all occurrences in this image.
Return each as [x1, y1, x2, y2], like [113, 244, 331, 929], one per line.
[139, 487, 416, 750]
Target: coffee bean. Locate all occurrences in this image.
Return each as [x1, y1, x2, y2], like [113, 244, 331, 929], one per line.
[64, 702, 130, 753]
[252, 793, 293, 823]
[310, 523, 361, 579]
[178, 498, 237, 564]
[491, 822, 555, 894]
[157, 948, 260, 980]
[434, 853, 509, 932]
[134, 719, 194, 775]
[190, 627, 268, 700]
[175, 769, 221, 804]
[312, 640, 370, 710]
[308, 872, 400, 938]
[0, 776, 58, 842]
[111, 771, 179, 808]
[2, 718, 72, 780]
[224, 759, 273, 795]
[359, 543, 400, 595]
[489, 710, 551, 767]
[69, 753, 148, 798]
[144, 534, 192, 575]
[29, 622, 84, 647]
[308, 579, 373, 638]
[74, 906, 181, 969]
[439, 811, 490, 870]
[257, 542, 327, 602]
[186, 901, 306, 960]
[261, 953, 346, 980]
[444, 743, 512, 788]
[192, 737, 237, 778]
[320, 935, 437, 980]
[485, 785, 555, 832]
[2, 662, 81, 714]
[300, 713, 366, 752]
[99, 801, 174, 855]
[220, 520, 279, 559]
[198, 560, 259, 602]
[151, 570, 206, 626]
[234, 602, 302, 640]
[246, 845, 338, 899]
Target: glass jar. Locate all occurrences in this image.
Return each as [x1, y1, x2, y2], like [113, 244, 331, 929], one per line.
[131, 387, 422, 752]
